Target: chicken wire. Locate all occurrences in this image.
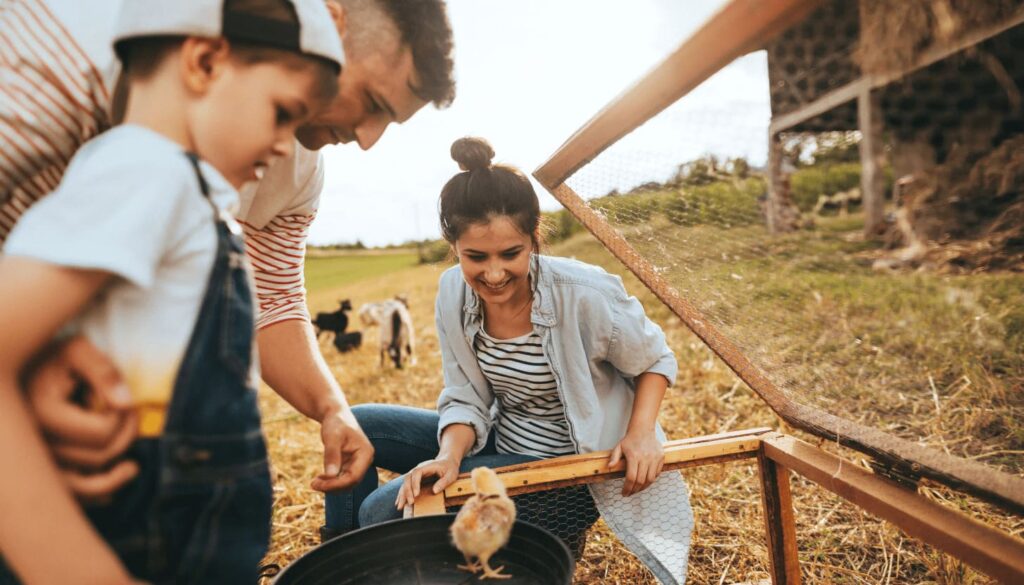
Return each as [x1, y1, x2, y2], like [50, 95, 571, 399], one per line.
[549, 0, 1024, 482]
[446, 485, 599, 559]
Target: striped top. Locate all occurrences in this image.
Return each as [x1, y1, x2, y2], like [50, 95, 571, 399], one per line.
[475, 328, 576, 458]
[0, 0, 322, 330]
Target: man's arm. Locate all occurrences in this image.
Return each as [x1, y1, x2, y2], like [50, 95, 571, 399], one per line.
[242, 210, 372, 492]
[257, 319, 372, 491]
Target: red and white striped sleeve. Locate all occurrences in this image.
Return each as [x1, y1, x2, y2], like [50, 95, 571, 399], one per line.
[0, 0, 111, 244]
[241, 212, 316, 330]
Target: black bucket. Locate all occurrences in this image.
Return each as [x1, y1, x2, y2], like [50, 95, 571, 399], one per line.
[272, 514, 574, 585]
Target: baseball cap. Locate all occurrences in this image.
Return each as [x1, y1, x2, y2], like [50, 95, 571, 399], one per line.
[113, 0, 344, 71]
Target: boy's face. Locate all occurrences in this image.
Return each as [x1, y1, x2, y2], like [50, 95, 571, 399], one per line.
[294, 43, 428, 151]
[191, 59, 323, 188]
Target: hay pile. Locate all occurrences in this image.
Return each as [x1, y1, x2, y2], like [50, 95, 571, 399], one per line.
[258, 254, 1016, 584]
[882, 134, 1024, 272]
[857, 0, 1022, 75]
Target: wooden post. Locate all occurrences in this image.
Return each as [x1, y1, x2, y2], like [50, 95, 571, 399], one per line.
[858, 88, 885, 236]
[758, 448, 800, 585]
[762, 434, 1024, 584]
[766, 132, 783, 234]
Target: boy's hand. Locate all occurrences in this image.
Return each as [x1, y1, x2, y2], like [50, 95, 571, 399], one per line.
[310, 410, 373, 492]
[26, 336, 139, 502]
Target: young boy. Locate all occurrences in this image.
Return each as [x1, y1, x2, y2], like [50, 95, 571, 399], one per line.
[0, 1, 343, 583]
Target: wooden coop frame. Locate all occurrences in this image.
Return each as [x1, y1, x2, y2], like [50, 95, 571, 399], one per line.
[411, 429, 1024, 583]
[411, 0, 1024, 583]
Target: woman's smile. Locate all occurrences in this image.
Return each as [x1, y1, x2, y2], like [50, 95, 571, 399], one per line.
[480, 277, 512, 293]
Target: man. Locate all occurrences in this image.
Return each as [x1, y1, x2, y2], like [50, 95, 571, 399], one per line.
[8, 0, 455, 504]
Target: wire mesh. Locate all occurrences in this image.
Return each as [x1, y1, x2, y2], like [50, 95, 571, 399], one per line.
[447, 485, 600, 560]
[550, 0, 1024, 483]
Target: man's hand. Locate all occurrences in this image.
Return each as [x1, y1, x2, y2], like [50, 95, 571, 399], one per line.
[26, 337, 139, 503]
[309, 409, 373, 492]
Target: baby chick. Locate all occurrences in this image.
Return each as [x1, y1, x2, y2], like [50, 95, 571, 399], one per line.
[450, 466, 516, 580]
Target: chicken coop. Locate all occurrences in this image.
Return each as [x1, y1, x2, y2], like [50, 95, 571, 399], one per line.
[408, 0, 1024, 583]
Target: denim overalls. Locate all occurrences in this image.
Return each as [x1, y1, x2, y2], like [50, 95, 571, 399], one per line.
[81, 153, 273, 584]
[0, 156, 271, 585]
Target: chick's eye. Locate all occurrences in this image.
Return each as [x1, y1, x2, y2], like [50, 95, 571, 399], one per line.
[276, 106, 293, 125]
[466, 254, 486, 262]
[501, 250, 521, 259]
[365, 93, 382, 114]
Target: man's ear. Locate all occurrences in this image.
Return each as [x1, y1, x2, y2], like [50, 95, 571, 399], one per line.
[325, 1, 347, 38]
[179, 37, 231, 94]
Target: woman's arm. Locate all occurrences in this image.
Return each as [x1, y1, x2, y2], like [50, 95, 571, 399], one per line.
[0, 257, 134, 584]
[608, 372, 668, 496]
[433, 279, 496, 453]
[395, 422, 476, 510]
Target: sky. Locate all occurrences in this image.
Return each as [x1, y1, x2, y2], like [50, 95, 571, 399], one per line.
[310, 0, 771, 247]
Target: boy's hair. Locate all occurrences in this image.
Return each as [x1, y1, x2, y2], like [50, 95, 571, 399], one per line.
[338, 0, 456, 108]
[439, 137, 544, 250]
[119, 0, 338, 106]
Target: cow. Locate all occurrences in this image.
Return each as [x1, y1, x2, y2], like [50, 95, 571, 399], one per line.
[356, 300, 388, 327]
[376, 298, 415, 369]
[357, 294, 408, 328]
[313, 299, 361, 353]
[332, 330, 363, 354]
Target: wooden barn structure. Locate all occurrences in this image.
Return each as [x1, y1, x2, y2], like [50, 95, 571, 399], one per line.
[764, 0, 1024, 237]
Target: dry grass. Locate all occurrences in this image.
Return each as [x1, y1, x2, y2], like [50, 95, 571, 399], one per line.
[258, 239, 1021, 584]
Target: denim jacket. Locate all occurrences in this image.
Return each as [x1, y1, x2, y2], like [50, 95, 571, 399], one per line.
[435, 255, 693, 584]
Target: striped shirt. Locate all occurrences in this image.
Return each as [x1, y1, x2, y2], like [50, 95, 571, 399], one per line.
[0, 0, 114, 242]
[475, 328, 576, 458]
[0, 0, 322, 329]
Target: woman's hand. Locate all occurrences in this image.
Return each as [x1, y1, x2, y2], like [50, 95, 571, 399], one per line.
[395, 456, 461, 511]
[608, 429, 664, 497]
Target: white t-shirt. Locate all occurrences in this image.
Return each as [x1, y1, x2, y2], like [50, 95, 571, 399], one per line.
[237, 143, 324, 328]
[2, 0, 325, 331]
[5, 125, 251, 434]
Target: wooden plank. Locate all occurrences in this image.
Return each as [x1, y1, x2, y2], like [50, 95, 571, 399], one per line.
[533, 0, 823, 189]
[762, 434, 1024, 584]
[443, 434, 764, 503]
[758, 450, 801, 585]
[410, 489, 447, 518]
[465, 426, 772, 476]
[445, 452, 757, 508]
[857, 89, 885, 235]
[769, 79, 865, 135]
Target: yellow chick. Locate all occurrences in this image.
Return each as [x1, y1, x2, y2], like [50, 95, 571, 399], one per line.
[450, 466, 516, 580]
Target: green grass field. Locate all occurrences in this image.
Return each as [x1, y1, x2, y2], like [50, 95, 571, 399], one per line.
[303, 250, 420, 301]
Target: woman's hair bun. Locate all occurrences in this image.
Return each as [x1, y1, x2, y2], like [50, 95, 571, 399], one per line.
[451, 137, 495, 172]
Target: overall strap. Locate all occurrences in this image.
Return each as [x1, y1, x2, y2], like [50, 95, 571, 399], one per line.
[183, 152, 211, 198]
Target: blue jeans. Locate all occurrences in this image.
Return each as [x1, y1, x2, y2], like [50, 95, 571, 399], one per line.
[325, 404, 599, 557]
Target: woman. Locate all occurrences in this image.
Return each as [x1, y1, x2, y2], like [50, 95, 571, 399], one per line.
[324, 137, 693, 582]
